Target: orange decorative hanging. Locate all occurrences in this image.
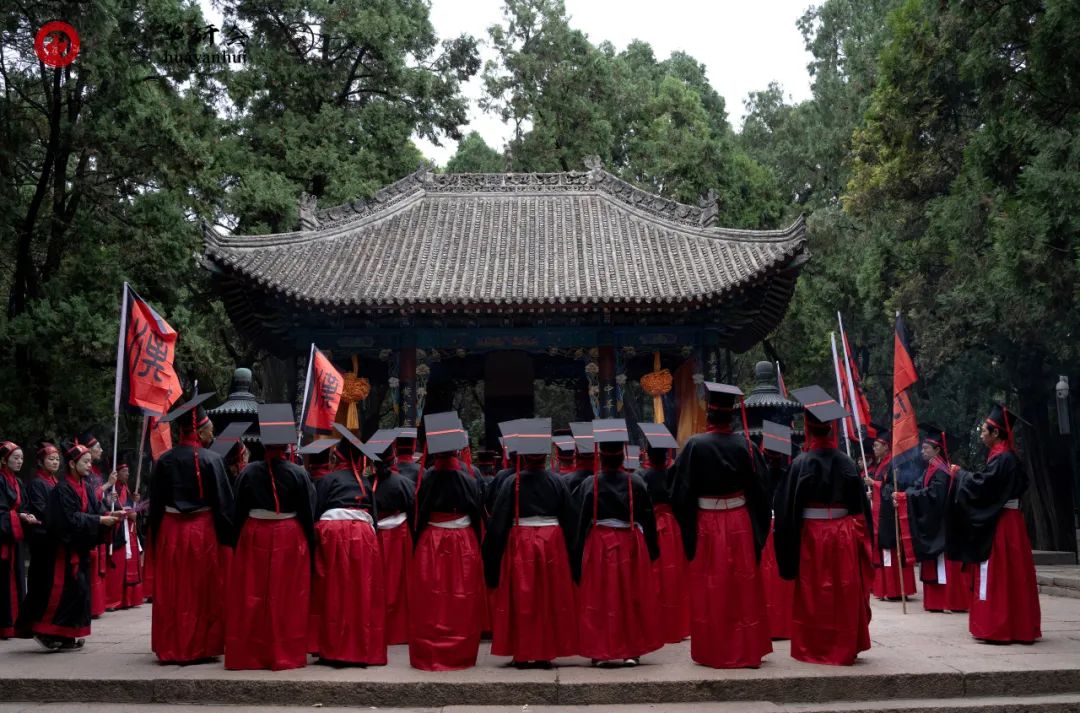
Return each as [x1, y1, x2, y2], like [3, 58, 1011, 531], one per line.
[640, 351, 672, 424]
[341, 354, 371, 430]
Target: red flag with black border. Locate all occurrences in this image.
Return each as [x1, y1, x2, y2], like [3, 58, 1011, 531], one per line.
[302, 348, 343, 433]
[124, 288, 182, 417]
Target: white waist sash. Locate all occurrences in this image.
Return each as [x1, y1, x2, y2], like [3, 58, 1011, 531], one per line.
[1004, 499, 1019, 509]
[320, 508, 373, 524]
[250, 509, 296, 520]
[698, 495, 746, 510]
[165, 506, 209, 514]
[430, 515, 471, 529]
[516, 516, 559, 527]
[377, 512, 407, 529]
[936, 553, 947, 584]
[803, 507, 849, 520]
[595, 518, 644, 532]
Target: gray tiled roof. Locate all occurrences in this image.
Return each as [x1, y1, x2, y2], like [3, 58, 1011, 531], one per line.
[203, 167, 807, 312]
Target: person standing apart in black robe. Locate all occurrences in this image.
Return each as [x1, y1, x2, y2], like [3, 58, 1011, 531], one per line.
[149, 392, 234, 664]
[1, 442, 39, 639]
[226, 404, 316, 670]
[29, 443, 117, 650]
[483, 419, 578, 668]
[365, 429, 415, 646]
[16, 443, 61, 636]
[409, 412, 485, 671]
[946, 403, 1040, 644]
[670, 384, 772, 669]
[573, 419, 660, 667]
[902, 426, 971, 613]
[774, 386, 873, 666]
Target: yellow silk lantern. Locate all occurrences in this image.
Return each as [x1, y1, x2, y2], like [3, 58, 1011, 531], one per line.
[341, 355, 371, 430]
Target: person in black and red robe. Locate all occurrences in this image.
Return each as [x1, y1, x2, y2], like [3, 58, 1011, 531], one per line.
[757, 421, 796, 641]
[149, 393, 234, 663]
[869, 430, 917, 600]
[774, 386, 874, 666]
[573, 419, 660, 667]
[2, 442, 39, 639]
[483, 424, 522, 516]
[903, 426, 971, 613]
[946, 403, 1040, 644]
[365, 429, 415, 646]
[309, 426, 386, 666]
[670, 384, 772, 669]
[552, 432, 577, 475]
[226, 404, 316, 671]
[409, 411, 485, 671]
[394, 428, 421, 483]
[76, 431, 108, 620]
[636, 423, 690, 645]
[563, 422, 596, 496]
[29, 443, 117, 650]
[16, 443, 61, 636]
[99, 459, 143, 611]
[483, 419, 578, 667]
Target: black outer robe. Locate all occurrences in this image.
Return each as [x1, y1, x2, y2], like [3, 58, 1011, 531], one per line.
[571, 469, 659, 582]
[773, 448, 873, 581]
[483, 466, 516, 514]
[314, 468, 376, 519]
[481, 467, 576, 588]
[904, 460, 951, 562]
[366, 467, 416, 525]
[232, 460, 317, 550]
[563, 466, 594, 497]
[0, 474, 26, 634]
[34, 477, 106, 636]
[413, 465, 484, 546]
[945, 448, 1027, 565]
[669, 431, 771, 562]
[18, 475, 57, 631]
[636, 464, 672, 508]
[394, 459, 421, 483]
[149, 444, 234, 546]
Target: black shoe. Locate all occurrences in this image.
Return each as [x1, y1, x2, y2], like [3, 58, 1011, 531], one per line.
[34, 635, 62, 651]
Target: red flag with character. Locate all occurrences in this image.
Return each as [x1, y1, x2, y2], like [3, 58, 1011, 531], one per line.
[302, 346, 343, 433]
[124, 287, 182, 417]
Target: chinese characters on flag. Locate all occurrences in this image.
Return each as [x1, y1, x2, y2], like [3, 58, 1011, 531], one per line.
[125, 289, 182, 417]
[303, 347, 343, 433]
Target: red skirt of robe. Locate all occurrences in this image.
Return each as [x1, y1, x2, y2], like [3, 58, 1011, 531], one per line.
[969, 508, 1041, 643]
[761, 526, 794, 640]
[922, 557, 972, 612]
[313, 517, 387, 665]
[490, 524, 578, 661]
[408, 519, 484, 671]
[689, 507, 772, 668]
[873, 547, 917, 599]
[104, 519, 143, 610]
[152, 511, 226, 662]
[89, 545, 106, 618]
[142, 544, 154, 602]
[791, 514, 873, 666]
[225, 517, 311, 670]
[578, 525, 661, 662]
[652, 505, 690, 643]
[379, 520, 412, 645]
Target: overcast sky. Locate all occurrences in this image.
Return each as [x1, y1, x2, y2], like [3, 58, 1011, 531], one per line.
[201, 0, 816, 165]
[416, 0, 816, 165]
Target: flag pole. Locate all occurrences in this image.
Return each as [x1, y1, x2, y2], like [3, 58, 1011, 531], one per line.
[133, 414, 149, 496]
[893, 309, 909, 614]
[111, 283, 130, 471]
[830, 331, 852, 456]
[838, 312, 871, 480]
[297, 342, 316, 450]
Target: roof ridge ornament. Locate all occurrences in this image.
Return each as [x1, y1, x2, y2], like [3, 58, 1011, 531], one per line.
[699, 189, 718, 228]
[583, 155, 603, 183]
[298, 191, 319, 232]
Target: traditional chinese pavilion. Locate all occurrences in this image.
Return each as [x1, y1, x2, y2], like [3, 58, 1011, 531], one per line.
[202, 160, 808, 446]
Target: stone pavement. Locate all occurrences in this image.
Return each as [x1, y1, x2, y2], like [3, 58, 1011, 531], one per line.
[3, 590, 1080, 709]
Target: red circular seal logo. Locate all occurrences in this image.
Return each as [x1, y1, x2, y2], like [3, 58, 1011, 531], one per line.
[35, 21, 80, 68]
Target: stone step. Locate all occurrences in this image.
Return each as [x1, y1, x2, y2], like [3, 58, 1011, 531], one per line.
[5, 695, 1080, 712]
[1032, 550, 1077, 566]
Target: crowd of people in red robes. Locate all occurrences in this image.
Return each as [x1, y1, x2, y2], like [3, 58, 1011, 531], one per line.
[0, 382, 1042, 670]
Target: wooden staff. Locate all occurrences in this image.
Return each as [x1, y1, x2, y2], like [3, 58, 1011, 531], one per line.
[892, 463, 907, 615]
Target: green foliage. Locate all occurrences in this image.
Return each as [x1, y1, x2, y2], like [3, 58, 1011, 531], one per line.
[445, 131, 504, 173]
